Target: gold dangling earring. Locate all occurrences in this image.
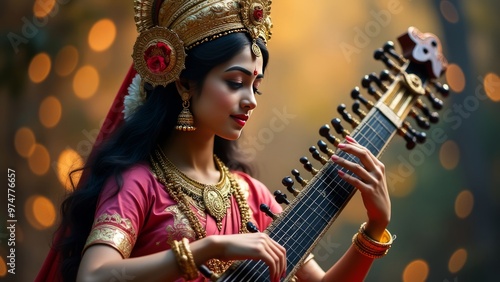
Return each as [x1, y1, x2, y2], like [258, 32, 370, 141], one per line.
[175, 92, 196, 132]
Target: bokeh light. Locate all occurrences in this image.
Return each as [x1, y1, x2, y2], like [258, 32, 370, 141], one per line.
[445, 64, 466, 93]
[440, 0, 459, 23]
[39, 96, 62, 128]
[402, 259, 429, 282]
[56, 149, 84, 191]
[448, 248, 467, 273]
[73, 65, 100, 99]
[55, 45, 79, 77]
[33, 0, 56, 18]
[28, 144, 50, 175]
[0, 256, 6, 277]
[484, 72, 500, 102]
[439, 140, 460, 170]
[14, 127, 36, 158]
[455, 190, 474, 219]
[25, 196, 56, 230]
[28, 53, 52, 84]
[88, 18, 117, 52]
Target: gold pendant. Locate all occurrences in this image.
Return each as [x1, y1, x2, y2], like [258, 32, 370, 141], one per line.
[203, 186, 227, 230]
[251, 41, 262, 57]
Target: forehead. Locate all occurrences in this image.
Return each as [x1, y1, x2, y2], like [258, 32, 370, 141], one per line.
[215, 45, 264, 71]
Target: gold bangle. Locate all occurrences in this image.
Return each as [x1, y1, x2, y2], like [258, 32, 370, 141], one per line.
[180, 238, 198, 280]
[359, 222, 394, 246]
[352, 233, 389, 259]
[301, 253, 315, 266]
[352, 222, 395, 259]
[172, 238, 198, 280]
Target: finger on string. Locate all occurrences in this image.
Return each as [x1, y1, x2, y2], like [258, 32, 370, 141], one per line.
[337, 169, 371, 193]
[269, 239, 286, 280]
[331, 154, 374, 183]
[346, 135, 381, 165]
[265, 236, 286, 282]
[337, 142, 377, 173]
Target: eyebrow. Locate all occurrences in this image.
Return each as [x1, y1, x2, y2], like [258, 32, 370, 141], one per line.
[224, 66, 264, 79]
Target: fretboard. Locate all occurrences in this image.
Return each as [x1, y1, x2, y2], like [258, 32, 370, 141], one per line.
[218, 107, 397, 282]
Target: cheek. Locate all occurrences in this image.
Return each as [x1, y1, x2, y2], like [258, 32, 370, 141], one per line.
[200, 81, 234, 110]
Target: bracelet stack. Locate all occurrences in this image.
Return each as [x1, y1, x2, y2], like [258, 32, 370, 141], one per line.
[352, 222, 394, 259]
[172, 238, 198, 280]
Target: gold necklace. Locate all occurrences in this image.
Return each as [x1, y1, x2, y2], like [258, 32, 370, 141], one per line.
[150, 147, 251, 275]
[156, 148, 232, 230]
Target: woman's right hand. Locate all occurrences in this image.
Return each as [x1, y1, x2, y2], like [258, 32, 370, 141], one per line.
[77, 232, 286, 282]
[209, 233, 287, 282]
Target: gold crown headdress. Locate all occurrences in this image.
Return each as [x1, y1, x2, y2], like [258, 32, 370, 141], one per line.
[132, 0, 273, 88]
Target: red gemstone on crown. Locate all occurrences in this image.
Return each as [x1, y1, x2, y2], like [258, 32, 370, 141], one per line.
[253, 7, 263, 21]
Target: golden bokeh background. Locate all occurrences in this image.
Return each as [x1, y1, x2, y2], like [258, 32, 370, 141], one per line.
[1, 0, 499, 281]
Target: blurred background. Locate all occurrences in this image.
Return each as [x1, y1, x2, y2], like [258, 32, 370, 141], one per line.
[1, 0, 499, 281]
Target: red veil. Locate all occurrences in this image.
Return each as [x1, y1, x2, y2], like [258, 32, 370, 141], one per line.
[35, 65, 137, 281]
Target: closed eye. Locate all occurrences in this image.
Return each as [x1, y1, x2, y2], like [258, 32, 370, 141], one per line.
[226, 81, 243, 90]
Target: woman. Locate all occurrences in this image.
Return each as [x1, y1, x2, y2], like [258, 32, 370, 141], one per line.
[36, 0, 392, 281]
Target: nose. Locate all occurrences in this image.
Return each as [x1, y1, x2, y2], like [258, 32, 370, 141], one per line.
[240, 90, 257, 110]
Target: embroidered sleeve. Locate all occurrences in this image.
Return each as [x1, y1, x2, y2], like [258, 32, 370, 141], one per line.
[82, 164, 153, 258]
[84, 213, 137, 258]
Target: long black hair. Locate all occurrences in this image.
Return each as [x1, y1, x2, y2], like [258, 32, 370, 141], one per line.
[57, 32, 269, 281]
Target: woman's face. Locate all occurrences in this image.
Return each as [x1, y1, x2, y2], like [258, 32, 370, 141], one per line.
[190, 45, 264, 140]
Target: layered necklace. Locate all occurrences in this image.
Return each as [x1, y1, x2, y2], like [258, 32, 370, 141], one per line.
[150, 147, 250, 274]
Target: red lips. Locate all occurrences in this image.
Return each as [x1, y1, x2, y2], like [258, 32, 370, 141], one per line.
[231, 114, 249, 127]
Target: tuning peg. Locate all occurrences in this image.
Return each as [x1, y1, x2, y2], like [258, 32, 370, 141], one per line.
[383, 41, 407, 65]
[282, 176, 300, 196]
[409, 108, 430, 129]
[433, 81, 450, 97]
[291, 169, 308, 187]
[374, 48, 399, 72]
[337, 104, 359, 128]
[415, 99, 439, 123]
[352, 101, 367, 119]
[369, 73, 388, 92]
[274, 190, 290, 205]
[397, 127, 417, 150]
[402, 121, 426, 143]
[331, 118, 350, 138]
[351, 87, 374, 110]
[246, 221, 260, 233]
[309, 146, 328, 165]
[361, 75, 382, 99]
[199, 264, 220, 281]
[317, 140, 334, 157]
[260, 203, 278, 220]
[379, 70, 395, 83]
[300, 156, 318, 175]
[319, 124, 340, 146]
[424, 87, 444, 110]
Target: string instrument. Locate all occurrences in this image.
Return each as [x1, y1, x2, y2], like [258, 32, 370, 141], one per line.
[208, 26, 450, 281]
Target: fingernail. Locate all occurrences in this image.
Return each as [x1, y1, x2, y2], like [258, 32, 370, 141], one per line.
[346, 135, 356, 143]
[338, 170, 345, 177]
[331, 155, 339, 161]
[338, 143, 346, 149]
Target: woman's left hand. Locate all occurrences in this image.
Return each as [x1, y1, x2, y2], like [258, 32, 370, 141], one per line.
[331, 135, 391, 238]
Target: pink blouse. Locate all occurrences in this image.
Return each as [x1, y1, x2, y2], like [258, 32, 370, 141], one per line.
[83, 163, 283, 281]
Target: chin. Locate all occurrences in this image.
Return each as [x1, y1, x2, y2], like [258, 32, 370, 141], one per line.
[217, 130, 242, 141]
